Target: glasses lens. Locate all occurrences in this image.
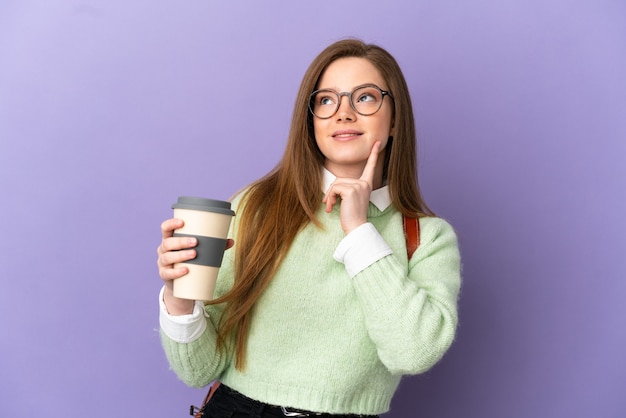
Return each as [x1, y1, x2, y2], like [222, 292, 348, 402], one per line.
[310, 90, 339, 119]
[351, 86, 383, 116]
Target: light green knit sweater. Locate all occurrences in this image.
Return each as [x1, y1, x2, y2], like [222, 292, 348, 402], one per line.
[161, 199, 461, 415]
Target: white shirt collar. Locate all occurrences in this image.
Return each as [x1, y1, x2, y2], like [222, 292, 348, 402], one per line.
[322, 168, 392, 212]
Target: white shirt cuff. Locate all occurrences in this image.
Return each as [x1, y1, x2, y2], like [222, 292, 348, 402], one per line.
[158, 286, 208, 343]
[333, 223, 393, 278]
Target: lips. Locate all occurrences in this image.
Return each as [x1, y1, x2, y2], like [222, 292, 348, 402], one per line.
[332, 130, 363, 139]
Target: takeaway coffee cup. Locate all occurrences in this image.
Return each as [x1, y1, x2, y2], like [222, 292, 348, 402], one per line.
[171, 196, 235, 301]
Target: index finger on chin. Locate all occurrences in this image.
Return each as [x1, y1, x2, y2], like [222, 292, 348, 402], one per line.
[359, 141, 381, 186]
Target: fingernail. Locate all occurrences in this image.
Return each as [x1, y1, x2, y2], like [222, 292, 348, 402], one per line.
[188, 237, 197, 246]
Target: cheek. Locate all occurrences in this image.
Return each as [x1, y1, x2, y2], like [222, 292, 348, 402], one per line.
[385, 113, 395, 137]
[376, 117, 394, 139]
[313, 119, 327, 144]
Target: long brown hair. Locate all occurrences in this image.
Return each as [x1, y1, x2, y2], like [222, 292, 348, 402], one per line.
[209, 39, 433, 369]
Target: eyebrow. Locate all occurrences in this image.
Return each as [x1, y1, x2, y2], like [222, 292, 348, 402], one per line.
[314, 83, 383, 92]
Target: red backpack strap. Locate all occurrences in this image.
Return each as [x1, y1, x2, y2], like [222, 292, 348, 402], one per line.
[403, 215, 421, 259]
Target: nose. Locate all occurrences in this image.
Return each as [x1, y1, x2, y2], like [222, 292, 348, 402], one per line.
[336, 94, 355, 121]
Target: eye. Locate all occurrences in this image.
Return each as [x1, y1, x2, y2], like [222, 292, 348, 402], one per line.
[320, 96, 335, 105]
[317, 93, 337, 106]
[354, 87, 381, 104]
[356, 92, 376, 103]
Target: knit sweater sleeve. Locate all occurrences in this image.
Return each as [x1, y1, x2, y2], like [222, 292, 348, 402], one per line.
[159, 310, 225, 387]
[350, 217, 461, 375]
[159, 261, 235, 387]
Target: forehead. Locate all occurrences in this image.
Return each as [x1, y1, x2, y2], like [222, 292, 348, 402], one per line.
[317, 57, 387, 90]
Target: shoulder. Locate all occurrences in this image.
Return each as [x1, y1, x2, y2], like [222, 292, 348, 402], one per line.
[407, 217, 461, 283]
[418, 216, 456, 234]
[417, 216, 460, 253]
[228, 187, 252, 211]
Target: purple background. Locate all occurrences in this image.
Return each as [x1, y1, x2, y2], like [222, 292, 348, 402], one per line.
[1, 1, 625, 417]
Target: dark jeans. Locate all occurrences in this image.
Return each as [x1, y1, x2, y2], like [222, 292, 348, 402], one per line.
[202, 384, 379, 418]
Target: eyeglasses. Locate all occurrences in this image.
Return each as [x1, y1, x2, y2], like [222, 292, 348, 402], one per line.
[308, 84, 394, 119]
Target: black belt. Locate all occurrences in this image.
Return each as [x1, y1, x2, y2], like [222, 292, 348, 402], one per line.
[216, 384, 379, 418]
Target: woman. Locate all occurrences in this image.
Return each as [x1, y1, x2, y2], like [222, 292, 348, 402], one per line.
[157, 39, 461, 417]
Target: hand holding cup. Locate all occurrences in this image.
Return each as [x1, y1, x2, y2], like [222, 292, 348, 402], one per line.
[157, 197, 235, 310]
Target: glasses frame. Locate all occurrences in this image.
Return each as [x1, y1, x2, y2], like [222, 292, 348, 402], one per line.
[308, 84, 394, 119]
